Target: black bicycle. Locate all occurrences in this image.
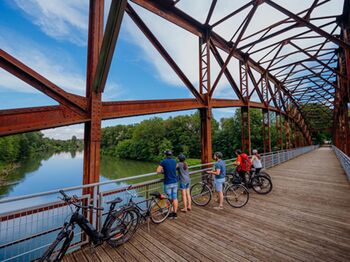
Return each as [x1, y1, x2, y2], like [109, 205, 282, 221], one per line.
[39, 190, 138, 261]
[119, 186, 171, 227]
[190, 173, 249, 208]
[236, 168, 273, 194]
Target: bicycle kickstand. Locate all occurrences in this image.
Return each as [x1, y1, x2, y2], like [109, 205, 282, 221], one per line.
[90, 242, 97, 255]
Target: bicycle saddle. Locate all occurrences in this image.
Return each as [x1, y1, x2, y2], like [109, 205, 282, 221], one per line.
[106, 197, 123, 204]
[150, 191, 161, 198]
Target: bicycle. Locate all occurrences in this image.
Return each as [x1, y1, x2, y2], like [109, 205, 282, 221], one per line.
[190, 173, 249, 208]
[39, 190, 138, 261]
[118, 186, 171, 229]
[236, 168, 273, 194]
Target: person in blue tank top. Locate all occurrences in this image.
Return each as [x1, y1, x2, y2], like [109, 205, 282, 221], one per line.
[157, 150, 178, 219]
[207, 152, 226, 210]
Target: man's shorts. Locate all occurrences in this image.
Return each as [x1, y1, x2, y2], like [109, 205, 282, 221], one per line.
[164, 183, 178, 200]
[179, 182, 190, 190]
[214, 178, 225, 192]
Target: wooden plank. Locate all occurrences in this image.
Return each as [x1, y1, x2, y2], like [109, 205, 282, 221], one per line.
[129, 238, 163, 262]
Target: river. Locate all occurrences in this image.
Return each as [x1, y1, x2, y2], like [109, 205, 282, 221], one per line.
[0, 151, 157, 199]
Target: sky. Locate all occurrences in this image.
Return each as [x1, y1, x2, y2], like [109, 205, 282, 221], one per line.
[0, 0, 343, 139]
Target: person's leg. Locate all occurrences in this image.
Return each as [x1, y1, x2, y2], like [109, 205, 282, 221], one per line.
[172, 183, 178, 214]
[214, 179, 224, 209]
[164, 184, 174, 217]
[186, 186, 191, 210]
[181, 188, 187, 212]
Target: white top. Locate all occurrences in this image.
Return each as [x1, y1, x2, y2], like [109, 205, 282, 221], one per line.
[251, 155, 262, 168]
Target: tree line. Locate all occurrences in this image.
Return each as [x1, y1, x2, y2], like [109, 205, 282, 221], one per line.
[0, 133, 83, 170]
[101, 109, 287, 162]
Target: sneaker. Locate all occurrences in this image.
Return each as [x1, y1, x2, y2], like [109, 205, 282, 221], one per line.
[213, 206, 223, 210]
[173, 213, 178, 219]
[168, 212, 174, 219]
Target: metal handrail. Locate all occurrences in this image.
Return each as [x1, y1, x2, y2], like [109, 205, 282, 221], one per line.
[332, 145, 350, 181]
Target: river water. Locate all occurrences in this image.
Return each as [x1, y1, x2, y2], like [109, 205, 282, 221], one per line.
[0, 151, 157, 199]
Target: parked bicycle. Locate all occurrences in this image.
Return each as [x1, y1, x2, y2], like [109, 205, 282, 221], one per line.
[190, 173, 249, 208]
[118, 186, 172, 229]
[39, 190, 137, 261]
[236, 168, 273, 194]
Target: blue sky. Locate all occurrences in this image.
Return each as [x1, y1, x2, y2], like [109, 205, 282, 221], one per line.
[0, 0, 343, 139]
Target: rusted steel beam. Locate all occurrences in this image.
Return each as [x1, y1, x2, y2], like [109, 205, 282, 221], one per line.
[0, 106, 87, 136]
[265, 0, 350, 50]
[211, 3, 259, 93]
[83, 0, 104, 189]
[204, 0, 217, 25]
[199, 37, 211, 95]
[209, 43, 243, 100]
[241, 106, 251, 155]
[289, 41, 346, 80]
[102, 98, 203, 119]
[200, 107, 212, 164]
[0, 49, 87, 114]
[211, 0, 254, 28]
[126, 3, 205, 105]
[262, 109, 271, 153]
[93, 0, 127, 92]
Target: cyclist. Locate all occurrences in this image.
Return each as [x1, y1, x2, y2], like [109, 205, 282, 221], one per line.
[177, 154, 191, 212]
[207, 152, 226, 210]
[157, 150, 178, 219]
[251, 149, 262, 174]
[233, 149, 251, 185]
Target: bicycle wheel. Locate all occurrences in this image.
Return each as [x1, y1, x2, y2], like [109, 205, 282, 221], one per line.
[251, 175, 272, 194]
[259, 171, 271, 180]
[150, 198, 171, 224]
[106, 208, 140, 247]
[39, 229, 74, 262]
[190, 182, 212, 206]
[225, 184, 249, 208]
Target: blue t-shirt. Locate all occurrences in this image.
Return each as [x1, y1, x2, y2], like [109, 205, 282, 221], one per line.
[214, 160, 226, 179]
[160, 157, 178, 185]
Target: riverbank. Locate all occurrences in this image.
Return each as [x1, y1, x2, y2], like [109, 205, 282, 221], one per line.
[0, 162, 21, 185]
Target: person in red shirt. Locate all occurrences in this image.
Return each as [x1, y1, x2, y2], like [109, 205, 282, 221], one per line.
[233, 149, 250, 185]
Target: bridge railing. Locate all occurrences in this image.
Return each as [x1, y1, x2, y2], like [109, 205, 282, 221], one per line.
[332, 145, 350, 181]
[0, 145, 318, 261]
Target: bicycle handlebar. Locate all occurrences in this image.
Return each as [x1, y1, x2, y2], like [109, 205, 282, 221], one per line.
[59, 190, 103, 211]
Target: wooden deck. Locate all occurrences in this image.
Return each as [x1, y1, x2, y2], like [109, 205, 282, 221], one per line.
[64, 147, 350, 261]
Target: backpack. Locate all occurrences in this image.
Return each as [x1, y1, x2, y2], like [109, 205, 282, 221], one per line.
[237, 153, 252, 172]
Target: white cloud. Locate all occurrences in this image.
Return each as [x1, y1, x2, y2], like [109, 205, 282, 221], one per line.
[0, 26, 124, 100]
[42, 125, 84, 140]
[13, 0, 89, 46]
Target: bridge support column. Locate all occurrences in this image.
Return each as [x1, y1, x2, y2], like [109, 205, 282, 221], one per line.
[276, 112, 283, 150]
[83, 0, 104, 192]
[200, 107, 212, 164]
[199, 37, 212, 164]
[262, 109, 271, 153]
[284, 116, 291, 149]
[241, 106, 251, 155]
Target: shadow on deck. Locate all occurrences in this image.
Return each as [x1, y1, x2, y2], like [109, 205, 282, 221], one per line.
[64, 147, 350, 261]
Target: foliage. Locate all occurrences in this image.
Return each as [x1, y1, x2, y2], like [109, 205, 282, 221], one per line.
[0, 132, 83, 171]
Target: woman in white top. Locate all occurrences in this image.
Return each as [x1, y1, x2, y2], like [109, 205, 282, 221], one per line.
[251, 149, 262, 174]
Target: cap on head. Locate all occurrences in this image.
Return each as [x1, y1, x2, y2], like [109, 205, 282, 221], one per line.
[164, 150, 173, 156]
[178, 154, 186, 162]
[214, 152, 223, 159]
[252, 149, 258, 154]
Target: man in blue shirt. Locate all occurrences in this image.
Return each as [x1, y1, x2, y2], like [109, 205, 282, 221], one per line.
[207, 152, 226, 210]
[157, 150, 178, 219]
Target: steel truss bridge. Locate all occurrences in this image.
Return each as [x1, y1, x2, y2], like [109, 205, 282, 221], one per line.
[0, 0, 349, 189]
